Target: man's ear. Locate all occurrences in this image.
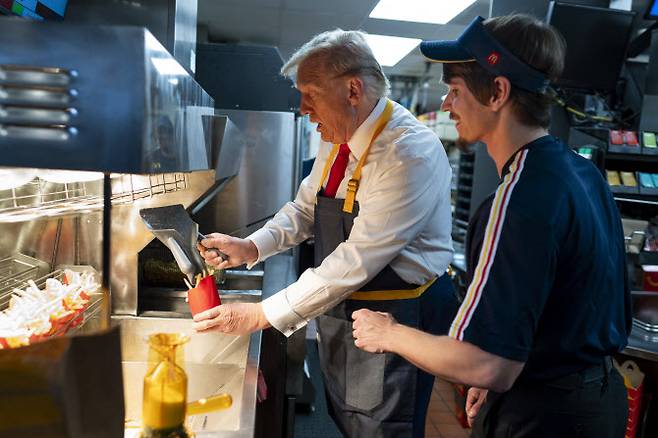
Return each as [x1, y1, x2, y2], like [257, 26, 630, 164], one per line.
[347, 76, 365, 106]
[490, 76, 512, 111]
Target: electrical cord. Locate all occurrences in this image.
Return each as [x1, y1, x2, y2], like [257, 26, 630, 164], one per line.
[547, 87, 615, 123]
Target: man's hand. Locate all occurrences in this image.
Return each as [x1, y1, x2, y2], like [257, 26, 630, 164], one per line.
[465, 387, 488, 427]
[198, 233, 259, 269]
[351, 309, 397, 354]
[193, 303, 270, 336]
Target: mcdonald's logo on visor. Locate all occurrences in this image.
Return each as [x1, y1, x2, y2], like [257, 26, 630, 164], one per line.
[487, 52, 500, 65]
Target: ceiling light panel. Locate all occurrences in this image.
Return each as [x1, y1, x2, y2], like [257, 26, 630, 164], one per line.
[364, 34, 422, 67]
[369, 0, 477, 25]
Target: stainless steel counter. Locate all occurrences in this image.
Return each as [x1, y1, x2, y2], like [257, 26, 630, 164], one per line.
[197, 323, 261, 438]
[116, 288, 262, 437]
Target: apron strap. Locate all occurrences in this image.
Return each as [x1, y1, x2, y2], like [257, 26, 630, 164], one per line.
[349, 276, 437, 301]
[315, 99, 394, 213]
[316, 143, 340, 200]
[343, 99, 394, 213]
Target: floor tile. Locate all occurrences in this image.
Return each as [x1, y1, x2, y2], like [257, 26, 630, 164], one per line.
[427, 381, 470, 438]
[428, 400, 452, 413]
[434, 379, 453, 391]
[438, 424, 470, 438]
[429, 411, 461, 426]
[424, 421, 442, 438]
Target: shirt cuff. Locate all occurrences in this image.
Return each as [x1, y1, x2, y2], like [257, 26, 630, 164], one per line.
[261, 290, 308, 337]
[245, 228, 277, 270]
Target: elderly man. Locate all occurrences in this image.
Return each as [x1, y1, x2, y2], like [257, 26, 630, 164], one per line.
[194, 29, 457, 437]
[352, 14, 630, 438]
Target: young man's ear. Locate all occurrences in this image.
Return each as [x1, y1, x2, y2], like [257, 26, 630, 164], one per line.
[489, 76, 512, 111]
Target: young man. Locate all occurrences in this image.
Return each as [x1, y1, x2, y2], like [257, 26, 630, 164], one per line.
[194, 29, 458, 437]
[352, 14, 631, 437]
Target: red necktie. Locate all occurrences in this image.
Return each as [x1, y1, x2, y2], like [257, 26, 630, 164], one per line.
[324, 143, 350, 198]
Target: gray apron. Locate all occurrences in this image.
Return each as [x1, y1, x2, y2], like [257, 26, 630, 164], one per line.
[314, 194, 458, 438]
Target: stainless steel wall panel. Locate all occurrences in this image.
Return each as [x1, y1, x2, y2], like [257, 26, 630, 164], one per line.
[194, 110, 296, 237]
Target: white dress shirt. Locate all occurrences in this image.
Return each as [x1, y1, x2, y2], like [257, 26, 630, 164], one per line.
[247, 98, 454, 336]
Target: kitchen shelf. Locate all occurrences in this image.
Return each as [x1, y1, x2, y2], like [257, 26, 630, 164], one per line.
[614, 194, 658, 206]
[606, 152, 658, 165]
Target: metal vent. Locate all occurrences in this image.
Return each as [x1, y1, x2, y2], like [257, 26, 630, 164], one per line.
[0, 65, 79, 141]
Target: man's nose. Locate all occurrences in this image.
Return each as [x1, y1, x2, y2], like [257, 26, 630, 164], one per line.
[299, 98, 311, 116]
[440, 93, 451, 112]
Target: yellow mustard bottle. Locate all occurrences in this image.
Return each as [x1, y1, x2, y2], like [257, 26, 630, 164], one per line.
[142, 333, 190, 438]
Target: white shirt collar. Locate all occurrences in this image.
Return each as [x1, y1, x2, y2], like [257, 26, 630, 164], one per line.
[347, 97, 387, 160]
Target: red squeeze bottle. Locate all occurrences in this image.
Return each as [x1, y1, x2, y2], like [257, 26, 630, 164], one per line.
[188, 275, 221, 316]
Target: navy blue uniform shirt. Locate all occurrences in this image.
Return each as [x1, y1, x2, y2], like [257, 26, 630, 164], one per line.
[454, 135, 631, 381]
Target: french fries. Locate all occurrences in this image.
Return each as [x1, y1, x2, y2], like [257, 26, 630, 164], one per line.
[0, 269, 98, 349]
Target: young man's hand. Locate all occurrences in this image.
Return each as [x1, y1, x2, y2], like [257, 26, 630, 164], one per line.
[466, 387, 488, 426]
[351, 309, 397, 353]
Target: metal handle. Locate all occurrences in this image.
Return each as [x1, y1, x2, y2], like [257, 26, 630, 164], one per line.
[0, 106, 74, 125]
[0, 86, 73, 106]
[197, 232, 228, 261]
[0, 66, 74, 87]
[0, 125, 73, 141]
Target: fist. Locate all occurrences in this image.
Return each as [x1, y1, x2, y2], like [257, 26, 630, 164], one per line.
[351, 309, 396, 354]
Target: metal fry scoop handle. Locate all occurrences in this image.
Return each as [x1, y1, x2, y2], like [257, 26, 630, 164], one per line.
[197, 233, 228, 262]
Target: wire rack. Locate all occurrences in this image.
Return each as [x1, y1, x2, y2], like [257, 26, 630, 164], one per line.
[0, 253, 49, 308]
[0, 173, 187, 223]
[1, 266, 105, 339]
[111, 173, 187, 204]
